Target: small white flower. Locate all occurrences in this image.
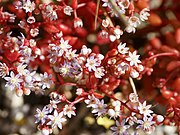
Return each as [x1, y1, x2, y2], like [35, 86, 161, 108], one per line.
[109, 34, 117, 42]
[137, 64, 144, 72]
[128, 16, 141, 28]
[111, 120, 130, 135]
[17, 64, 29, 75]
[129, 93, 139, 103]
[137, 116, 155, 134]
[126, 51, 141, 67]
[117, 62, 129, 74]
[23, 0, 35, 13]
[125, 25, 136, 33]
[130, 69, 139, 78]
[44, 5, 58, 21]
[102, 0, 112, 8]
[80, 45, 92, 55]
[0, 28, 4, 34]
[19, 46, 32, 57]
[91, 99, 107, 117]
[76, 88, 83, 95]
[46, 100, 58, 113]
[30, 28, 39, 37]
[138, 101, 153, 117]
[108, 100, 121, 119]
[102, 19, 110, 28]
[108, 109, 120, 119]
[74, 18, 83, 28]
[140, 8, 150, 21]
[85, 56, 100, 72]
[59, 61, 71, 77]
[63, 6, 73, 16]
[126, 113, 138, 126]
[0, 62, 9, 78]
[112, 100, 121, 111]
[29, 39, 36, 47]
[27, 16, 36, 24]
[58, 38, 72, 56]
[4, 71, 23, 90]
[85, 95, 99, 108]
[118, 0, 130, 9]
[117, 42, 129, 54]
[113, 27, 123, 40]
[40, 72, 53, 89]
[47, 110, 67, 129]
[50, 92, 62, 102]
[95, 66, 105, 78]
[35, 107, 49, 124]
[63, 104, 76, 118]
[64, 49, 77, 60]
[156, 115, 164, 123]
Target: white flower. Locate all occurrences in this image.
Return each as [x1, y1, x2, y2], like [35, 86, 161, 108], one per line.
[129, 93, 139, 103]
[80, 45, 92, 55]
[85, 95, 99, 108]
[140, 8, 150, 21]
[126, 51, 141, 67]
[95, 66, 105, 78]
[137, 116, 155, 134]
[85, 56, 100, 72]
[76, 88, 83, 95]
[113, 27, 123, 40]
[19, 46, 32, 57]
[59, 61, 71, 77]
[91, 99, 107, 117]
[64, 49, 77, 60]
[126, 113, 138, 126]
[102, 19, 109, 28]
[108, 109, 120, 119]
[29, 39, 36, 47]
[63, 104, 76, 118]
[58, 38, 72, 56]
[108, 100, 121, 119]
[0, 62, 9, 78]
[23, 0, 35, 13]
[4, 71, 23, 90]
[109, 35, 117, 42]
[35, 107, 49, 124]
[63, 6, 73, 16]
[156, 115, 164, 123]
[74, 18, 83, 28]
[128, 16, 141, 28]
[47, 110, 66, 129]
[30, 28, 39, 37]
[0, 28, 3, 34]
[40, 72, 53, 89]
[125, 25, 136, 33]
[117, 42, 129, 54]
[102, 0, 112, 8]
[46, 100, 58, 113]
[43, 5, 58, 21]
[27, 16, 36, 24]
[138, 101, 153, 117]
[112, 100, 121, 111]
[111, 120, 130, 135]
[118, 0, 130, 9]
[117, 62, 129, 74]
[50, 92, 62, 102]
[17, 64, 29, 75]
[130, 70, 139, 78]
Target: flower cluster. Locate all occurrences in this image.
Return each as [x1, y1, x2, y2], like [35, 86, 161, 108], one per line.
[0, 0, 179, 134]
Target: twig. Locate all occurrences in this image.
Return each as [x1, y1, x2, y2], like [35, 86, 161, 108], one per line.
[129, 77, 137, 95]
